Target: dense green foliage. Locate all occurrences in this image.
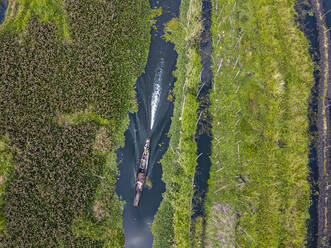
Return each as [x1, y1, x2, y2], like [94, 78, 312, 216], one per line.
[205, 0, 314, 247]
[0, 135, 14, 233]
[151, 0, 202, 247]
[0, 0, 152, 246]
[2, 0, 70, 39]
[191, 216, 203, 248]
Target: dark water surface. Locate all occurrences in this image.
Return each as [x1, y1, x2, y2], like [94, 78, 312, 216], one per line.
[294, 1, 320, 247]
[321, 1, 331, 246]
[323, 0, 331, 27]
[115, 1, 179, 247]
[0, 0, 8, 24]
[192, 0, 213, 220]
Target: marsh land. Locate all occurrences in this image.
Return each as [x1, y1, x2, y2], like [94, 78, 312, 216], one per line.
[0, 0, 330, 247]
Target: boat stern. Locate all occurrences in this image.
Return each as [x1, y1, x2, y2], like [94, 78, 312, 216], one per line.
[133, 189, 142, 207]
[146, 138, 150, 147]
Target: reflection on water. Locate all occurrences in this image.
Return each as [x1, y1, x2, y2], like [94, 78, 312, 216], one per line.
[150, 58, 164, 130]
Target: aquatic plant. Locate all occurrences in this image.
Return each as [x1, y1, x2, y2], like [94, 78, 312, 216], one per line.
[152, 0, 202, 247]
[0, 0, 152, 246]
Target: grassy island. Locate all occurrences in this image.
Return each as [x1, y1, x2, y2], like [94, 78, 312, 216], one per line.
[0, 0, 317, 247]
[151, 0, 202, 247]
[0, 0, 152, 247]
[152, 0, 315, 247]
[205, 0, 315, 247]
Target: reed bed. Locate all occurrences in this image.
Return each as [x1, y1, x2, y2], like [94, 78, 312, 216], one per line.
[0, 0, 152, 246]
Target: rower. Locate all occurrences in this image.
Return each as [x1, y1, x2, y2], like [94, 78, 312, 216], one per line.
[137, 181, 143, 190]
[137, 171, 144, 180]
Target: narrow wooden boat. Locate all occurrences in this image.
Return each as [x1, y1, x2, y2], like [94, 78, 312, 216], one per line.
[133, 138, 150, 207]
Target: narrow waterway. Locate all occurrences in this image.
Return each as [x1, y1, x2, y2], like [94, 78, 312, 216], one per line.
[313, 0, 331, 246]
[323, 0, 331, 27]
[115, 1, 180, 247]
[321, 0, 331, 245]
[295, 1, 320, 247]
[0, 0, 8, 24]
[191, 0, 213, 240]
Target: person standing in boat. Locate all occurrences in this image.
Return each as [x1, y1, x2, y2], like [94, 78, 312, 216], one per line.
[136, 173, 145, 190]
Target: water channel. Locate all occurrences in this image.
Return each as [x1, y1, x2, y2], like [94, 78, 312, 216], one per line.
[0, 0, 8, 24]
[192, 0, 213, 221]
[115, 1, 180, 247]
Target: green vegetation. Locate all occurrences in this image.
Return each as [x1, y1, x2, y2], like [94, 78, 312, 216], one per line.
[0, 135, 14, 234]
[2, 0, 70, 39]
[0, 0, 152, 246]
[191, 216, 203, 248]
[151, 0, 202, 247]
[0, 0, 316, 246]
[205, 0, 315, 247]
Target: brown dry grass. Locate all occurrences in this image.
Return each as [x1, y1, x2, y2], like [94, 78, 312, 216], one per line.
[206, 203, 235, 248]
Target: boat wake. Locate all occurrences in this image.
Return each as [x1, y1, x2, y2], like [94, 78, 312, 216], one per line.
[150, 57, 164, 130]
[115, 0, 180, 241]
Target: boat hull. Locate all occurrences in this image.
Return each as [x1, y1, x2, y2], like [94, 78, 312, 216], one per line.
[133, 138, 150, 207]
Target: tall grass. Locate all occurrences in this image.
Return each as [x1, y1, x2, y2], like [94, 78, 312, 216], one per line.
[151, 0, 202, 247]
[0, 0, 152, 246]
[1, 0, 70, 39]
[205, 0, 315, 247]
